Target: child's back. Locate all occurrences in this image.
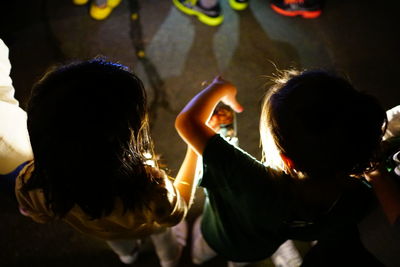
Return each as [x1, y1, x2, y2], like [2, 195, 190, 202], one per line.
[16, 59, 195, 266]
[175, 71, 387, 265]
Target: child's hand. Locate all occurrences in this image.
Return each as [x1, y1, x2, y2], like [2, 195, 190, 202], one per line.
[176, 75, 243, 155]
[210, 76, 244, 113]
[19, 206, 31, 217]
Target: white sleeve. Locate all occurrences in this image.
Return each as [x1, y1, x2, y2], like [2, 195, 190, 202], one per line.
[0, 39, 18, 105]
[383, 105, 400, 140]
[0, 39, 33, 174]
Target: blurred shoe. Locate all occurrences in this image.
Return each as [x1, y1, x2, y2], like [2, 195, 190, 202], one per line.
[90, 4, 113, 20]
[270, 0, 322, 19]
[90, 0, 122, 20]
[173, 0, 224, 26]
[72, 0, 89, 5]
[108, 0, 122, 8]
[229, 0, 249, 11]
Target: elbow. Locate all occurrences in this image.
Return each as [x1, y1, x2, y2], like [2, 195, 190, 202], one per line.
[175, 112, 185, 134]
[175, 110, 211, 154]
[175, 111, 194, 140]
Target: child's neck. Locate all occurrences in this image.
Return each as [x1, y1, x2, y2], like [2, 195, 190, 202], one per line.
[296, 174, 350, 215]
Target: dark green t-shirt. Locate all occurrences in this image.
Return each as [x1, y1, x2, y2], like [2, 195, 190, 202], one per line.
[200, 135, 373, 262]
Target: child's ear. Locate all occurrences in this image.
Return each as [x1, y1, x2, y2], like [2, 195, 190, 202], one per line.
[280, 152, 295, 170]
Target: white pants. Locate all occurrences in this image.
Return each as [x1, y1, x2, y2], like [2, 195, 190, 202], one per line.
[106, 228, 179, 259]
[107, 221, 188, 266]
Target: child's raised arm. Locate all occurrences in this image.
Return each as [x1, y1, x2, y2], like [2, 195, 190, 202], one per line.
[173, 146, 198, 207]
[175, 76, 243, 155]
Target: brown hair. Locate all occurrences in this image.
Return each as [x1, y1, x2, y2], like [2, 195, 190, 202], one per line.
[260, 69, 387, 178]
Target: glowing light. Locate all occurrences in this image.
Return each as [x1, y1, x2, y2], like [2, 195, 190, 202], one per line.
[143, 152, 155, 167]
[260, 124, 285, 172]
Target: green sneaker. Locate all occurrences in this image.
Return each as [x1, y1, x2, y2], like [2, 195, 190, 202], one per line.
[172, 0, 224, 26]
[229, 0, 249, 11]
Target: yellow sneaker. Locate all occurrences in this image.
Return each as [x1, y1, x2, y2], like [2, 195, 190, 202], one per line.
[172, 0, 223, 26]
[72, 0, 89, 5]
[229, 0, 248, 11]
[107, 0, 122, 8]
[90, 4, 113, 20]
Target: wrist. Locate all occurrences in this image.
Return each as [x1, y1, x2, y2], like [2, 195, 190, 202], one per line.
[207, 80, 235, 96]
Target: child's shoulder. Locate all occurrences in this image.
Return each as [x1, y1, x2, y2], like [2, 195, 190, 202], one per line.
[15, 161, 35, 189]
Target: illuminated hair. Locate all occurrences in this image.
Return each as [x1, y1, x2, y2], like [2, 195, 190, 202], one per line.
[24, 58, 160, 219]
[260, 69, 387, 177]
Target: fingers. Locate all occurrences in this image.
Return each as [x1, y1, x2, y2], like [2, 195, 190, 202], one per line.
[222, 96, 243, 113]
[230, 98, 244, 113]
[211, 76, 244, 113]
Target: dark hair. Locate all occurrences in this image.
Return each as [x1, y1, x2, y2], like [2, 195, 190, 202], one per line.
[260, 70, 387, 177]
[24, 58, 160, 219]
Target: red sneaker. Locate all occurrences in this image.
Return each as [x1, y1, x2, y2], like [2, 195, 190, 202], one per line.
[270, 0, 322, 19]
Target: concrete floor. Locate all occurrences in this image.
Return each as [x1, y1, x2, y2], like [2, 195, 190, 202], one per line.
[1, 0, 399, 266]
